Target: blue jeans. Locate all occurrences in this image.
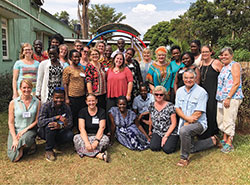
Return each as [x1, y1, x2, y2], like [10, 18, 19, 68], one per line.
[179, 122, 214, 160]
[44, 125, 74, 151]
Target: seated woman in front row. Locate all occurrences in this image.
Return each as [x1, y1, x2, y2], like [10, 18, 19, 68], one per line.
[73, 93, 109, 162]
[109, 96, 150, 150]
[8, 79, 41, 162]
[145, 86, 179, 154]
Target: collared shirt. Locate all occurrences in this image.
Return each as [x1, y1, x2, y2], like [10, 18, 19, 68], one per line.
[175, 84, 208, 134]
[132, 93, 154, 114]
[38, 100, 73, 129]
[111, 49, 126, 58]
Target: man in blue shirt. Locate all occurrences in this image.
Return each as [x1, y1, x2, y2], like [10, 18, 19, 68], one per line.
[175, 69, 220, 167]
[133, 83, 154, 134]
[38, 88, 74, 162]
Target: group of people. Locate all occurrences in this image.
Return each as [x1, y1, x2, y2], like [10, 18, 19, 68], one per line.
[8, 34, 244, 167]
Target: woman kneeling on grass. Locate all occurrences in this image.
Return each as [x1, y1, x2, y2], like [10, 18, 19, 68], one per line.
[109, 96, 150, 150]
[7, 79, 41, 162]
[73, 93, 109, 162]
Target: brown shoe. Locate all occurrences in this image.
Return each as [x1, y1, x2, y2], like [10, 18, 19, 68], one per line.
[45, 150, 56, 162]
[213, 135, 223, 149]
[177, 159, 189, 167]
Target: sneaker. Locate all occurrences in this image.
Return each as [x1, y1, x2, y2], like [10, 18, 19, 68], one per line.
[220, 140, 226, 147]
[45, 150, 56, 162]
[221, 143, 234, 153]
[177, 159, 189, 167]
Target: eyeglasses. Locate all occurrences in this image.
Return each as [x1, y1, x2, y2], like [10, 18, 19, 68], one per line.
[154, 93, 164, 97]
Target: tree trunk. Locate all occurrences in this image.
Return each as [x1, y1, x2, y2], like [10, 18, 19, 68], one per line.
[78, 0, 89, 39]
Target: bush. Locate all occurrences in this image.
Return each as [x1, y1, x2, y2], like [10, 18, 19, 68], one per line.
[0, 73, 12, 112]
[234, 49, 250, 62]
[237, 68, 250, 130]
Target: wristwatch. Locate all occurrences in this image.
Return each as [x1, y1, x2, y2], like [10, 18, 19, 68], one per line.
[226, 95, 232, 99]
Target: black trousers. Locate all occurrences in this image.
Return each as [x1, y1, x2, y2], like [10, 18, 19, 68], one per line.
[69, 96, 86, 131]
[150, 133, 179, 154]
[43, 126, 74, 151]
[96, 94, 106, 110]
[106, 97, 118, 134]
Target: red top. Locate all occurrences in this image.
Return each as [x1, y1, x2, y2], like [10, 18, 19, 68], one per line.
[107, 67, 133, 98]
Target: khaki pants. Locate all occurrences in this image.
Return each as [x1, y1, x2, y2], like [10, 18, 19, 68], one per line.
[217, 99, 242, 137]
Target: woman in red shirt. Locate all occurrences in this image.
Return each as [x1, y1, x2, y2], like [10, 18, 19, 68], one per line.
[106, 53, 133, 133]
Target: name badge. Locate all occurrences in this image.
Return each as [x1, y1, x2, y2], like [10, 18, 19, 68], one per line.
[179, 69, 185, 74]
[92, 117, 99, 124]
[80, 72, 85, 77]
[105, 67, 109, 72]
[128, 63, 134, 68]
[218, 102, 223, 109]
[23, 112, 31, 118]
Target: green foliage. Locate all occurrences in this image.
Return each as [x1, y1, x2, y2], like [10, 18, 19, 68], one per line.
[0, 73, 12, 112]
[88, 4, 126, 36]
[144, 21, 172, 52]
[54, 11, 79, 29]
[234, 49, 250, 62]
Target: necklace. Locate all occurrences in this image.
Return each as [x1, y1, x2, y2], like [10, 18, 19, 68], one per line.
[201, 59, 214, 84]
[113, 67, 120, 74]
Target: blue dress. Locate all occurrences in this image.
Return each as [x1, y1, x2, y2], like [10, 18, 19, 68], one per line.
[109, 107, 149, 150]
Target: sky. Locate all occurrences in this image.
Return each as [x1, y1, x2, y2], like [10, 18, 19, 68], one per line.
[42, 0, 208, 38]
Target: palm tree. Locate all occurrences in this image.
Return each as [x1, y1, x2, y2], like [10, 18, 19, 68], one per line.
[78, 0, 90, 39]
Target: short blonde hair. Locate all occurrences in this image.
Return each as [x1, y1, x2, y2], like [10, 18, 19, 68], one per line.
[19, 43, 33, 59]
[143, 48, 152, 56]
[153, 85, 167, 95]
[20, 79, 33, 89]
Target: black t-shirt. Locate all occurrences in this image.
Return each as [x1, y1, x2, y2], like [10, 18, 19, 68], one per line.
[78, 107, 106, 134]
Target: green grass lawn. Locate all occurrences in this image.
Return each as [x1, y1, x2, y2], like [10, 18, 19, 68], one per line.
[0, 112, 249, 184]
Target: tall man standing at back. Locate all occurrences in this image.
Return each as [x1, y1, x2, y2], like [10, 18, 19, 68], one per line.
[175, 69, 220, 167]
[111, 38, 126, 58]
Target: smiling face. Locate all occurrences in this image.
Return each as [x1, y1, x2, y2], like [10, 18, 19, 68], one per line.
[48, 48, 59, 62]
[139, 86, 148, 100]
[53, 93, 65, 108]
[74, 42, 83, 52]
[90, 50, 100, 62]
[143, 50, 151, 61]
[171, 49, 181, 61]
[183, 71, 196, 89]
[125, 50, 134, 62]
[23, 46, 33, 58]
[81, 46, 89, 60]
[97, 43, 105, 54]
[190, 42, 199, 54]
[20, 81, 32, 96]
[114, 54, 124, 68]
[182, 54, 192, 67]
[51, 39, 60, 47]
[156, 52, 166, 63]
[219, 50, 233, 65]
[154, 90, 164, 102]
[117, 99, 127, 113]
[33, 40, 42, 54]
[59, 46, 68, 58]
[117, 39, 125, 51]
[86, 95, 97, 109]
[201, 46, 212, 61]
[105, 45, 112, 59]
[71, 51, 80, 66]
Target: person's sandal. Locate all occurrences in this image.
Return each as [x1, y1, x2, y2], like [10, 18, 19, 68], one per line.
[102, 151, 109, 163]
[177, 159, 189, 167]
[213, 135, 223, 149]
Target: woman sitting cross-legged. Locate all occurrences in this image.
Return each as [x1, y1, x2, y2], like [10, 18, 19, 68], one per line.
[109, 96, 150, 150]
[146, 86, 179, 154]
[7, 79, 41, 162]
[73, 93, 109, 162]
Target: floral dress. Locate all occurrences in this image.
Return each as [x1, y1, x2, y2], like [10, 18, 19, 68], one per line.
[109, 107, 149, 150]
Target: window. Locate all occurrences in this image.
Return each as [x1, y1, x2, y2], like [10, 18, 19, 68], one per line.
[1, 18, 9, 59]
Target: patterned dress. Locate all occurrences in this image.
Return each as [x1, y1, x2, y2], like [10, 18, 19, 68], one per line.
[109, 107, 149, 150]
[149, 102, 178, 137]
[47, 65, 63, 102]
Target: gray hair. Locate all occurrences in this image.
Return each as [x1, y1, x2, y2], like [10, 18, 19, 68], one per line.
[183, 68, 197, 78]
[220, 47, 233, 56]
